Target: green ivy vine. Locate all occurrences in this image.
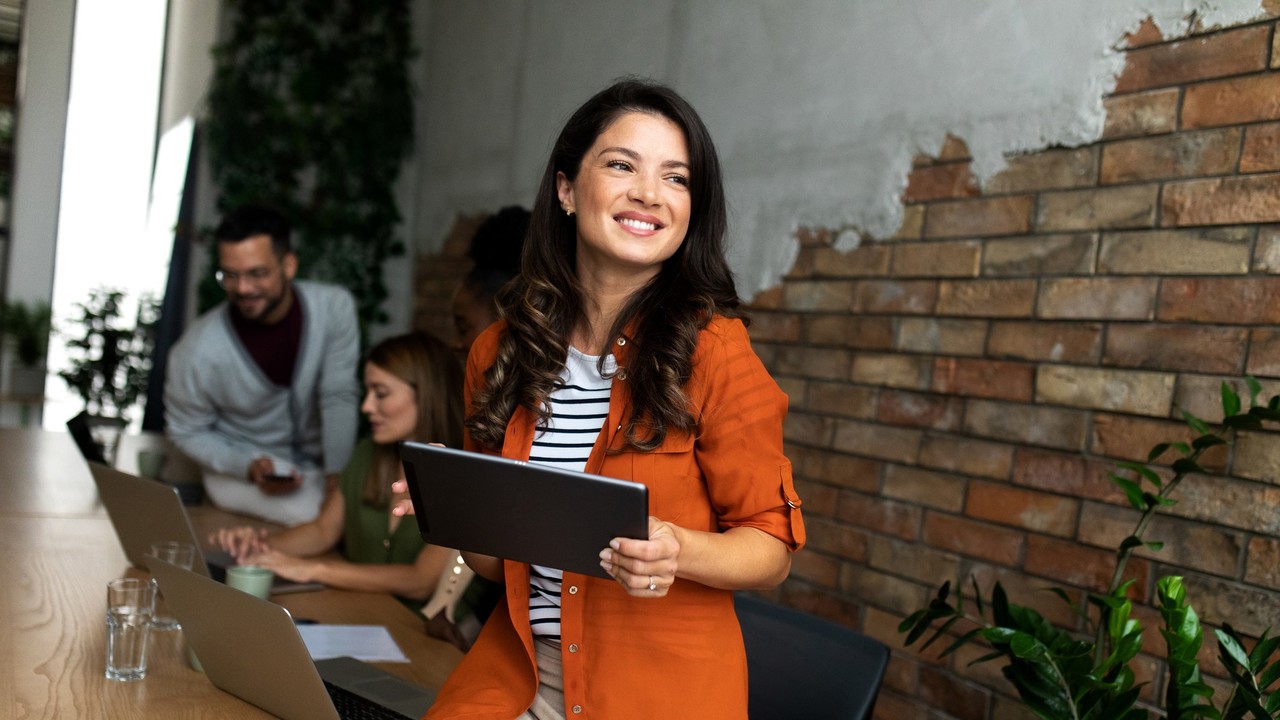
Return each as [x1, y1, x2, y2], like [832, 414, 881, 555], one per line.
[202, 0, 415, 345]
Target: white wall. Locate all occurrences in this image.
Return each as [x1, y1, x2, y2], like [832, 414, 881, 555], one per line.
[6, 0, 74, 305]
[124, 0, 1275, 339]
[409, 0, 1270, 300]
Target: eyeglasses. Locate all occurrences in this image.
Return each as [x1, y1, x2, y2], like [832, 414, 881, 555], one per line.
[215, 267, 275, 288]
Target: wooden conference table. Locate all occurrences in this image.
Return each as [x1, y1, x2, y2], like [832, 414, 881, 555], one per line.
[0, 427, 463, 719]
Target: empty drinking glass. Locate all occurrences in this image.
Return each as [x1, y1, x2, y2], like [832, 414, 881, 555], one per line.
[148, 541, 196, 629]
[105, 578, 155, 681]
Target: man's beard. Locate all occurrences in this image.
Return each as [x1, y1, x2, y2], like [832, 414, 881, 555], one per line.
[230, 285, 287, 323]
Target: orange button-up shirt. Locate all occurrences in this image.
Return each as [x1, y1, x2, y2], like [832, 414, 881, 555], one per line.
[424, 316, 805, 720]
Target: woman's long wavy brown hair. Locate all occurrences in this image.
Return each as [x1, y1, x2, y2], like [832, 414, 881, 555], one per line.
[467, 79, 744, 452]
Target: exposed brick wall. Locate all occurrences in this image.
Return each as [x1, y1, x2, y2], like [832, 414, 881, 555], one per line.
[745, 14, 1280, 720]
[412, 212, 486, 344]
[412, 13, 1280, 719]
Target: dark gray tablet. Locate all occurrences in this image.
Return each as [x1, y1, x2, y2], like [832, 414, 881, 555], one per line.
[400, 442, 649, 579]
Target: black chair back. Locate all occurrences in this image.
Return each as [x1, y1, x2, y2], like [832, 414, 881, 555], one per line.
[735, 592, 889, 720]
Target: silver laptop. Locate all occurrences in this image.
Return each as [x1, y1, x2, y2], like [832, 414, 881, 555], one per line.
[148, 557, 435, 720]
[399, 441, 649, 579]
[88, 461, 322, 593]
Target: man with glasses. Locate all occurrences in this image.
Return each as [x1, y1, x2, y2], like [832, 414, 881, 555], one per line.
[164, 204, 360, 525]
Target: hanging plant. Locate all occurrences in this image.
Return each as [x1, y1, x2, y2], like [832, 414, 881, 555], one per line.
[202, 0, 415, 345]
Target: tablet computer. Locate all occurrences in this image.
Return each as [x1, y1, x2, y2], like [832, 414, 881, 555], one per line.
[399, 441, 649, 579]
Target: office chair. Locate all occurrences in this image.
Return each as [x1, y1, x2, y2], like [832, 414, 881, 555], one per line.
[735, 592, 889, 720]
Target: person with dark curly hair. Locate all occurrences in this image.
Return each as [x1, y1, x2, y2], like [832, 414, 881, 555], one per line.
[414, 78, 806, 720]
[451, 205, 530, 353]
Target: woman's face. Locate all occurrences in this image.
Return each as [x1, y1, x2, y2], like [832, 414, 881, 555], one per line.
[361, 361, 418, 444]
[556, 111, 691, 284]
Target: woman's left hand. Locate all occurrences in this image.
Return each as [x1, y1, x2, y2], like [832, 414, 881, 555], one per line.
[599, 516, 680, 598]
[243, 549, 320, 584]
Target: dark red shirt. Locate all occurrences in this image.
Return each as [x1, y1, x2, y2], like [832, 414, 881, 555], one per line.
[229, 290, 303, 387]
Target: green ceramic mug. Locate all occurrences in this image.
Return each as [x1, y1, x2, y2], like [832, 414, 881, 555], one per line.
[225, 565, 273, 600]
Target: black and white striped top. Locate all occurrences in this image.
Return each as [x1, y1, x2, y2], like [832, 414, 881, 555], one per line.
[527, 347, 615, 644]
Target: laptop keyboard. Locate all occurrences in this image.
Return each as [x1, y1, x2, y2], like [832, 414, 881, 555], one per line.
[324, 681, 414, 720]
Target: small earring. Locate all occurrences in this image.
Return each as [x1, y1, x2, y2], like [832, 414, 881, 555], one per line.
[565, 209, 574, 217]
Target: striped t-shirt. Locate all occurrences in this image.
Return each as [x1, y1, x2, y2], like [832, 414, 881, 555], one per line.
[527, 347, 615, 644]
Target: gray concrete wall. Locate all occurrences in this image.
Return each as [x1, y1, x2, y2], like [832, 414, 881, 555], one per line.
[409, 0, 1269, 299]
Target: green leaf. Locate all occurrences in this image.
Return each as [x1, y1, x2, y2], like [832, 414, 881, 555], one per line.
[1216, 628, 1252, 670]
[903, 600, 957, 646]
[1223, 381, 1242, 418]
[1108, 597, 1133, 638]
[1046, 587, 1089, 621]
[1117, 461, 1162, 486]
[1111, 475, 1146, 511]
[1147, 442, 1172, 463]
[984, 626, 1018, 643]
[1246, 629, 1277, 668]
[1171, 458, 1204, 475]
[921, 615, 962, 652]
[1182, 410, 1211, 436]
[934, 580, 952, 603]
[1223, 414, 1264, 430]
[1247, 406, 1280, 423]
[1119, 536, 1144, 552]
[992, 583, 1011, 626]
[897, 608, 927, 633]
[970, 575, 985, 617]
[939, 626, 985, 659]
[968, 649, 1006, 666]
[1246, 376, 1262, 407]
[1144, 541, 1165, 552]
[1192, 434, 1227, 450]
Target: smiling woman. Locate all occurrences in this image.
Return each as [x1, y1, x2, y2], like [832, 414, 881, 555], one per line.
[424, 78, 805, 720]
[556, 111, 692, 296]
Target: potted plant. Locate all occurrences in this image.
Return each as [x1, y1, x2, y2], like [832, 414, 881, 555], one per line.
[0, 297, 52, 385]
[900, 379, 1280, 719]
[57, 288, 159, 463]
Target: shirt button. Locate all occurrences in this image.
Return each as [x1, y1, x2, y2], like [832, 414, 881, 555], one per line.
[568, 585, 579, 595]
[568, 643, 579, 653]
[615, 337, 626, 346]
[383, 539, 391, 549]
[572, 705, 583, 714]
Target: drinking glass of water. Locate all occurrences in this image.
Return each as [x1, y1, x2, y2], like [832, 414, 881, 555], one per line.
[147, 541, 195, 629]
[105, 578, 155, 681]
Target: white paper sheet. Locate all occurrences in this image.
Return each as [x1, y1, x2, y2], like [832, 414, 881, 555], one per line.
[296, 624, 409, 663]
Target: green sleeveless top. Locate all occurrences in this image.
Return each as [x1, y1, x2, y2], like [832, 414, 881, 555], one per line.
[339, 439, 426, 570]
